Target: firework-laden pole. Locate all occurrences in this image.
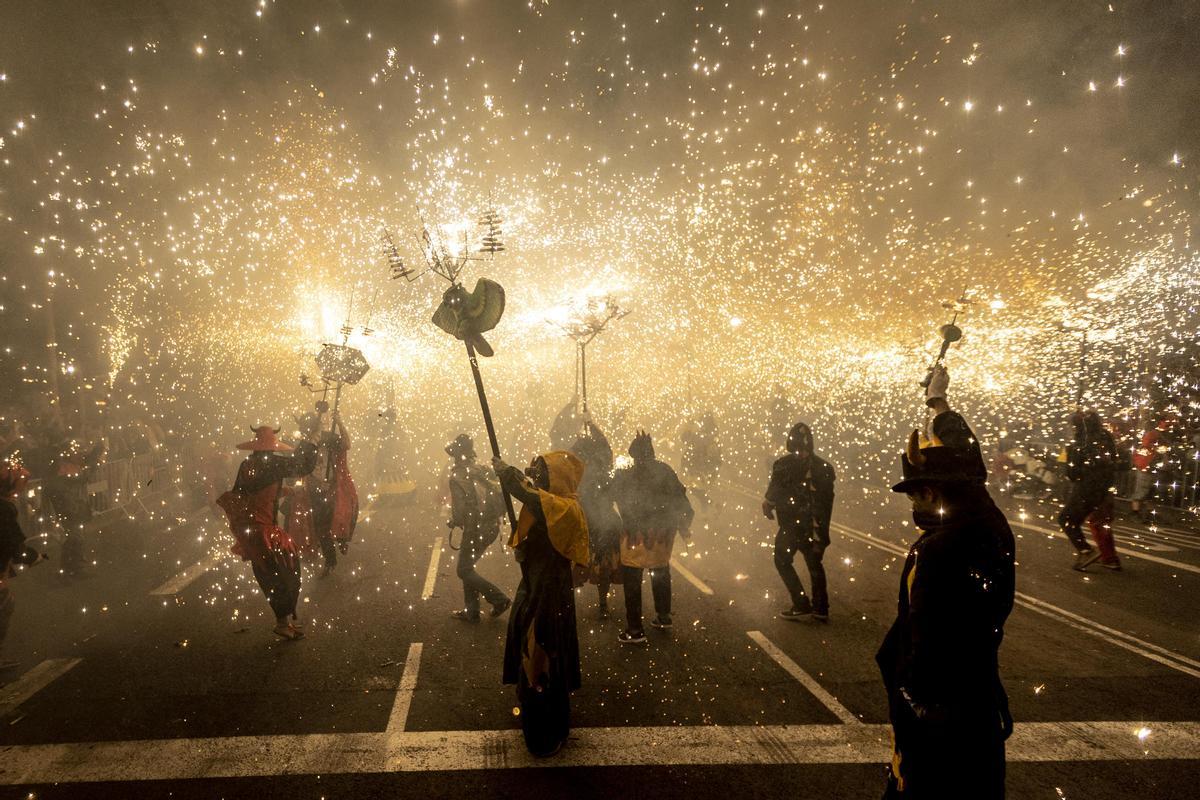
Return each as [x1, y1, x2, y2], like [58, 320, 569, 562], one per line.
[920, 294, 974, 390]
[382, 210, 517, 529]
[465, 340, 518, 530]
[580, 340, 589, 414]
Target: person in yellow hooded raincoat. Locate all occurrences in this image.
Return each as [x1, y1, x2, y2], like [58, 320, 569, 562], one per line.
[492, 450, 589, 757]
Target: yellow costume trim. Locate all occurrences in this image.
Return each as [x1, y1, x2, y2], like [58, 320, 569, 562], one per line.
[509, 450, 591, 567]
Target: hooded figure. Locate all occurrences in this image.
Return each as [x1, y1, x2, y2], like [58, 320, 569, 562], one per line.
[494, 450, 589, 757]
[878, 423, 1015, 799]
[218, 426, 318, 640]
[610, 431, 694, 644]
[571, 421, 623, 619]
[1058, 411, 1120, 571]
[762, 422, 836, 621]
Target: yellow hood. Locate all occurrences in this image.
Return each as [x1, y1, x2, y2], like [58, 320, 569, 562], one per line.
[510, 450, 590, 566]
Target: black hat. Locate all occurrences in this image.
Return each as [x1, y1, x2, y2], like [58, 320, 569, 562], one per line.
[445, 434, 475, 460]
[787, 422, 813, 454]
[891, 430, 978, 493]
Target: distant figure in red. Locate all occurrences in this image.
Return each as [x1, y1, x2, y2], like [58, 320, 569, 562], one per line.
[0, 461, 48, 670]
[1129, 413, 1175, 524]
[1059, 411, 1121, 571]
[218, 425, 317, 641]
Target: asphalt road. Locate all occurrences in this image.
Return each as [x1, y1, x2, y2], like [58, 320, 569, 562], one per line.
[0, 477, 1198, 799]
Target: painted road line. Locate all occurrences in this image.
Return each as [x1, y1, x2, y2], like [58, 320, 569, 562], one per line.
[831, 522, 1200, 680]
[748, 630, 861, 725]
[1, 720, 1198, 782]
[1010, 519, 1200, 575]
[149, 552, 223, 596]
[670, 557, 714, 596]
[386, 643, 424, 733]
[0, 659, 82, 718]
[421, 537, 443, 600]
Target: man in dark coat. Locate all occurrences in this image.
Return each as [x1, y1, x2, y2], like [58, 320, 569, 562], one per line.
[610, 430, 694, 644]
[877, 367, 1015, 799]
[446, 434, 510, 622]
[1059, 411, 1121, 571]
[762, 422, 836, 621]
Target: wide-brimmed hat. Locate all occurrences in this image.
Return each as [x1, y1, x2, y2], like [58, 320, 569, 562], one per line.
[891, 429, 977, 493]
[237, 425, 293, 452]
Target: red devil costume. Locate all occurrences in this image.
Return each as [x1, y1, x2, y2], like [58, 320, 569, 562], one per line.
[218, 426, 318, 640]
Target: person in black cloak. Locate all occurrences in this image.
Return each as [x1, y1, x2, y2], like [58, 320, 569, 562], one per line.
[762, 421, 836, 622]
[877, 366, 1015, 799]
[571, 418, 623, 619]
[493, 450, 589, 757]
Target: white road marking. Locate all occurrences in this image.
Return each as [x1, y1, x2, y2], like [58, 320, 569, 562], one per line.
[386, 643, 423, 733]
[149, 552, 223, 596]
[670, 557, 714, 596]
[748, 630, 861, 725]
[421, 537, 443, 600]
[1010, 519, 1200, 575]
[0, 720, 1196, 782]
[831, 522, 1200, 680]
[0, 659, 82, 718]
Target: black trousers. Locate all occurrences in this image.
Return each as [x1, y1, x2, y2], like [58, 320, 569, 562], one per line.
[456, 527, 507, 618]
[1058, 486, 1105, 552]
[310, 488, 337, 567]
[623, 564, 671, 629]
[252, 555, 301, 620]
[774, 527, 828, 614]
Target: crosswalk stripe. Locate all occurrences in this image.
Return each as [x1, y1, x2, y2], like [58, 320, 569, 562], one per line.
[0, 720, 1195, 783]
[386, 643, 424, 733]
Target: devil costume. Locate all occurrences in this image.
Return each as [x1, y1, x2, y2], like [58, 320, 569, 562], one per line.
[497, 451, 589, 757]
[610, 432, 693, 637]
[878, 434, 1015, 799]
[764, 422, 836, 618]
[218, 427, 318, 637]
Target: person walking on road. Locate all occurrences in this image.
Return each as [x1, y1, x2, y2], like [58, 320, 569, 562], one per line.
[1059, 411, 1121, 571]
[299, 409, 358, 577]
[493, 450, 589, 757]
[878, 368, 1016, 799]
[217, 425, 318, 641]
[762, 422, 836, 622]
[0, 461, 48, 670]
[445, 434, 510, 622]
[571, 418, 623, 620]
[610, 430, 694, 644]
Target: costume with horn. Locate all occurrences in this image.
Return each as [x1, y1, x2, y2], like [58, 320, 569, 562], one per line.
[217, 427, 318, 630]
[610, 431, 694, 637]
[877, 429, 1015, 799]
[496, 450, 589, 757]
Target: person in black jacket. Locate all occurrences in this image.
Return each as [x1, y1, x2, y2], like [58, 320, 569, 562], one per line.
[609, 431, 694, 644]
[445, 434, 510, 622]
[0, 462, 48, 669]
[1059, 410, 1121, 571]
[877, 370, 1015, 800]
[762, 422, 836, 621]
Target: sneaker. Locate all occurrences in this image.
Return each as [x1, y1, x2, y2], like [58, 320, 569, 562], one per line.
[1072, 549, 1100, 572]
[779, 607, 813, 621]
[618, 629, 648, 645]
[651, 615, 673, 630]
[451, 610, 481, 623]
[489, 598, 512, 618]
[1098, 559, 1122, 571]
[812, 611, 829, 623]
